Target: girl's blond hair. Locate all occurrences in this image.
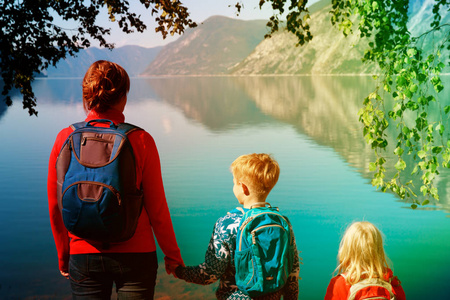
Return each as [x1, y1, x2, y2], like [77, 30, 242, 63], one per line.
[336, 221, 389, 285]
[230, 153, 280, 196]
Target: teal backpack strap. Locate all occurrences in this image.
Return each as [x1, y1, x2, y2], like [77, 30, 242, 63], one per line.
[236, 207, 245, 214]
[228, 207, 246, 215]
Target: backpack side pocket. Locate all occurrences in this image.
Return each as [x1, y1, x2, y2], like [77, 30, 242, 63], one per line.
[235, 247, 258, 292]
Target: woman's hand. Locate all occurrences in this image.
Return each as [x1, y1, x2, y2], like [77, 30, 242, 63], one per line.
[60, 270, 69, 279]
[166, 263, 181, 278]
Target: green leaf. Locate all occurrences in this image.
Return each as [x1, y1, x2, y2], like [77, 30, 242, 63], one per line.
[444, 105, 450, 114]
[435, 83, 444, 93]
[417, 73, 427, 83]
[395, 159, 406, 171]
[420, 185, 428, 194]
[411, 203, 418, 209]
[407, 48, 417, 57]
[430, 187, 439, 200]
[405, 90, 412, 99]
[372, 177, 384, 187]
[409, 84, 418, 93]
[419, 161, 427, 170]
[418, 150, 427, 159]
[421, 199, 430, 206]
[418, 96, 427, 105]
[416, 117, 428, 131]
[394, 147, 404, 156]
[369, 162, 377, 171]
[424, 171, 435, 182]
[435, 123, 444, 135]
[443, 152, 450, 164]
[430, 162, 437, 173]
[372, 1, 379, 11]
[432, 147, 442, 154]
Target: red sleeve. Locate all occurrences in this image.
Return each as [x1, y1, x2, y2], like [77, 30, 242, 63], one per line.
[132, 130, 184, 267]
[391, 276, 406, 300]
[324, 275, 350, 300]
[47, 128, 72, 272]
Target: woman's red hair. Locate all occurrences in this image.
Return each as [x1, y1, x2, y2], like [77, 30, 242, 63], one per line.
[82, 60, 130, 113]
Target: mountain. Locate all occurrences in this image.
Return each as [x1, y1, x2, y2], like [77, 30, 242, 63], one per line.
[44, 45, 162, 77]
[42, 0, 448, 77]
[140, 16, 268, 76]
[231, 0, 450, 75]
[231, 0, 378, 75]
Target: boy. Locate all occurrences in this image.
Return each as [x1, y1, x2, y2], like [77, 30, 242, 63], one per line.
[172, 153, 300, 299]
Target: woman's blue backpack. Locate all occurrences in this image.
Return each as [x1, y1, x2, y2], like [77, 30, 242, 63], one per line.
[234, 202, 295, 297]
[55, 119, 144, 244]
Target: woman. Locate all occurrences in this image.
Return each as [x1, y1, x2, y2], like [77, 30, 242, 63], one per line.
[47, 60, 184, 299]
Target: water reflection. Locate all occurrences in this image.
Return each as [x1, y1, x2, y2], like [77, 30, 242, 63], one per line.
[145, 77, 275, 131]
[3, 75, 449, 211]
[148, 75, 450, 211]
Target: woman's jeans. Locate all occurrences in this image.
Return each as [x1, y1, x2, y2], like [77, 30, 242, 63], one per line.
[69, 252, 158, 299]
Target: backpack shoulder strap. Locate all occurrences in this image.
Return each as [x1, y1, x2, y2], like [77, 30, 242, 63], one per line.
[70, 121, 87, 131]
[227, 207, 245, 215]
[70, 120, 141, 135]
[117, 122, 142, 135]
[348, 278, 396, 300]
[235, 207, 245, 214]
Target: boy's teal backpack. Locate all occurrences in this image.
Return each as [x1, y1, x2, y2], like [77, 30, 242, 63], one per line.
[234, 202, 295, 297]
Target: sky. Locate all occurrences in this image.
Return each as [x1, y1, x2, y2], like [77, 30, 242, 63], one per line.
[66, 0, 319, 49]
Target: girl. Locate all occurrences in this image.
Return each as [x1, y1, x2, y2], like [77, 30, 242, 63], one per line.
[324, 221, 406, 300]
[47, 60, 184, 299]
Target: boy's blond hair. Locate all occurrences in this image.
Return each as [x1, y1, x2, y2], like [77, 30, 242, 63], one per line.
[230, 153, 280, 196]
[336, 221, 389, 285]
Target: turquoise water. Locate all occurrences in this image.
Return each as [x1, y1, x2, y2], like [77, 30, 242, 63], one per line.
[0, 76, 449, 299]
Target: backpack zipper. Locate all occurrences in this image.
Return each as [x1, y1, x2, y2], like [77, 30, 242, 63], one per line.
[81, 136, 115, 146]
[251, 224, 286, 244]
[239, 212, 290, 251]
[62, 181, 122, 205]
[240, 212, 289, 231]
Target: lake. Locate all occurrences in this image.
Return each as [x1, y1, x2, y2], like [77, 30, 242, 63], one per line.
[0, 76, 449, 299]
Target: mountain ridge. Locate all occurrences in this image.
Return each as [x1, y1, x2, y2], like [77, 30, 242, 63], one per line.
[44, 45, 162, 77]
[42, 0, 449, 77]
[140, 16, 269, 76]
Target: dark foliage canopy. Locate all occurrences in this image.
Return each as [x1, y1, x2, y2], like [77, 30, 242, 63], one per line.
[0, 0, 196, 116]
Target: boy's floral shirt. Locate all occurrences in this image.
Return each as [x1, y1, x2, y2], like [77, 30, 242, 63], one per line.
[176, 209, 300, 300]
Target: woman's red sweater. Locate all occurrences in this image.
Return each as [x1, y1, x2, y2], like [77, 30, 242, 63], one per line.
[47, 109, 184, 272]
